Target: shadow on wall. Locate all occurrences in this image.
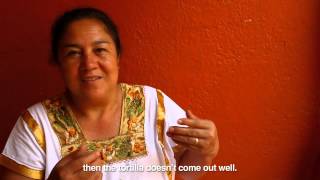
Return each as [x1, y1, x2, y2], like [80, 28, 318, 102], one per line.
[308, 12, 320, 178]
[295, 4, 320, 179]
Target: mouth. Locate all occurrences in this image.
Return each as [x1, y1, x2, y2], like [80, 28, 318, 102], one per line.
[81, 76, 102, 82]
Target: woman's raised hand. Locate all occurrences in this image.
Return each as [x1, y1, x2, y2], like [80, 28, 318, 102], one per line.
[48, 145, 104, 180]
[167, 110, 219, 158]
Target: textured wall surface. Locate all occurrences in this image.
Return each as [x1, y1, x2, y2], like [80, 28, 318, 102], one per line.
[0, 1, 319, 179]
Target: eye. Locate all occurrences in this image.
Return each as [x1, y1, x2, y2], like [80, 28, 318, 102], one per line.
[94, 48, 108, 55]
[65, 50, 81, 57]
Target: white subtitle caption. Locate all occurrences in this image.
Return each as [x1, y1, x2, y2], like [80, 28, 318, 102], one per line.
[82, 163, 237, 172]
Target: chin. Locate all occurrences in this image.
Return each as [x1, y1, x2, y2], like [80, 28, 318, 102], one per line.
[83, 90, 106, 99]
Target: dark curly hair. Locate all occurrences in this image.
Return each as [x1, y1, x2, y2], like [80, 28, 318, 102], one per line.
[51, 7, 121, 64]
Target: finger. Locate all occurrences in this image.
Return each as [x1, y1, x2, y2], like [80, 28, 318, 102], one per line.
[186, 110, 200, 120]
[88, 172, 103, 180]
[92, 159, 105, 166]
[178, 118, 212, 129]
[167, 126, 209, 138]
[58, 145, 88, 167]
[84, 159, 104, 180]
[68, 150, 101, 173]
[61, 145, 95, 166]
[76, 157, 105, 174]
[90, 155, 105, 167]
[171, 135, 202, 146]
[171, 139, 199, 151]
[78, 170, 101, 180]
[78, 160, 103, 180]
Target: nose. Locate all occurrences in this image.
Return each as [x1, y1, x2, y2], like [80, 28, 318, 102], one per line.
[80, 50, 98, 71]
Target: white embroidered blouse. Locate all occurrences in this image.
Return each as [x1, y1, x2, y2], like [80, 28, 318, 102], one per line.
[0, 84, 186, 180]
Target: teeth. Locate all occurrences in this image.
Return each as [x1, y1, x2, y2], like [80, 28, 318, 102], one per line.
[82, 77, 100, 81]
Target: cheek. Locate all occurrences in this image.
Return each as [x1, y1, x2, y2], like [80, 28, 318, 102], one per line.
[60, 65, 79, 82]
[101, 60, 119, 74]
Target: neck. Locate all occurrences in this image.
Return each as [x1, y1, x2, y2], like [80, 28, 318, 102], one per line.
[66, 84, 122, 120]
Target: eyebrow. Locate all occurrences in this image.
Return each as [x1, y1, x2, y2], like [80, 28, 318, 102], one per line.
[62, 44, 81, 48]
[93, 40, 111, 45]
[62, 40, 111, 48]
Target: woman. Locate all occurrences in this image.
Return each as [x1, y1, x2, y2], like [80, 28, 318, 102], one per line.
[0, 7, 219, 180]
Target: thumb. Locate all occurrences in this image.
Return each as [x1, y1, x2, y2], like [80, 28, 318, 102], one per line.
[186, 110, 199, 119]
[78, 144, 89, 153]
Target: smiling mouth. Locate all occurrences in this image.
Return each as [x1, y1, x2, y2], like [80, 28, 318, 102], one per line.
[81, 76, 102, 82]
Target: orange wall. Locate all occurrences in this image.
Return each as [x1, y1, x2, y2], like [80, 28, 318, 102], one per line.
[0, 1, 319, 179]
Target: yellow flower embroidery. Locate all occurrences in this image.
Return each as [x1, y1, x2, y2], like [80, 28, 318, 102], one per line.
[43, 83, 147, 163]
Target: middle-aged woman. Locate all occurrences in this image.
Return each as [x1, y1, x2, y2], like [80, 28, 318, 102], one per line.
[0, 7, 219, 180]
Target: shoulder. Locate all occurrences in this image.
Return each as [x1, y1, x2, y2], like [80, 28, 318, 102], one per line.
[20, 95, 64, 133]
[24, 96, 62, 120]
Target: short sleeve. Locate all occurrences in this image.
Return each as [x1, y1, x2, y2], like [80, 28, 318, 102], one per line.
[0, 111, 45, 179]
[160, 91, 187, 149]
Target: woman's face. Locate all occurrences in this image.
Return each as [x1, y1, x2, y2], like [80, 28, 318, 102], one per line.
[58, 18, 119, 101]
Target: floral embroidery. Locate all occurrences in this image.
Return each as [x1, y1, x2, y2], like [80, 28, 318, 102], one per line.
[120, 85, 145, 135]
[42, 97, 83, 146]
[42, 83, 147, 163]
